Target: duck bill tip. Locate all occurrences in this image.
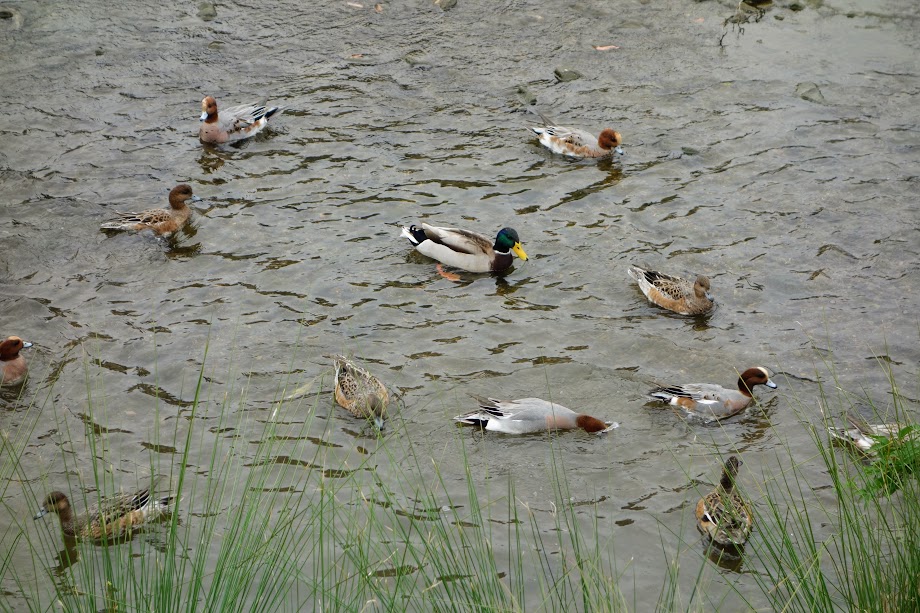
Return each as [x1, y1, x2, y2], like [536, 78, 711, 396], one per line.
[512, 244, 528, 261]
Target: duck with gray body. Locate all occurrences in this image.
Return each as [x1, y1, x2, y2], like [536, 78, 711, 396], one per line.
[649, 367, 777, 422]
[455, 395, 618, 435]
[400, 223, 528, 273]
[199, 95, 281, 144]
[828, 412, 913, 453]
[530, 112, 625, 159]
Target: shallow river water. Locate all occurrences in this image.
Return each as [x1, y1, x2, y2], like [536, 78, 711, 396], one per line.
[2, 0, 919, 610]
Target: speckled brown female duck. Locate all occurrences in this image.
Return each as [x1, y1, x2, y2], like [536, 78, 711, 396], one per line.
[100, 184, 198, 237]
[34, 488, 175, 540]
[628, 266, 714, 315]
[696, 456, 753, 547]
[332, 355, 389, 429]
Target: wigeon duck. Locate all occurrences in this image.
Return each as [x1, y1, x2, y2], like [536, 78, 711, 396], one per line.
[627, 266, 714, 316]
[198, 96, 281, 144]
[34, 487, 175, 540]
[100, 184, 198, 237]
[530, 114, 624, 159]
[0, 336, 32, 386]
[649, 367, 777, 422]
[331, 355, 389, 429]
[828, 412, 913, 454]
[696, 456, 753, 547]
[400, 223, 528, 273]
[454, 395, 619, 435]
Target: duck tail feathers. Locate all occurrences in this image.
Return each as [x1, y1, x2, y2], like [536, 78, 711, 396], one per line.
[453, 411, 490, 427]
[400, 225, 426, 246]
[156, 495, 176, 509]
[100, 221, 133, 231]
[649, 389, 675, 403]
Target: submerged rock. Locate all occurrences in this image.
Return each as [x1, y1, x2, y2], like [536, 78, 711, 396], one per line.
[796, 82, 826, 104]
[434, 0, 457, 10]
[403, 51, 432, 68]
[198, 2, 217, 21]
[554, 68, 583, 82]
[0, 6, 23, 29]
[515, 85, 537, 106]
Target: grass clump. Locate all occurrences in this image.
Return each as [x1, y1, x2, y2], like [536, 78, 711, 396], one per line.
[857, 424, 920, 499]
[747, 352, 919, 613]
[4, 339, 918, 612]
[2, 345, 630, 612]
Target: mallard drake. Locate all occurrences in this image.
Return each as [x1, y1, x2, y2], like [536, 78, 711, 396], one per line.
[627, 266, 714, 315]
[331, 355, 389, 429]
[454, 395, 618, 435]
[399, 223, 528, 273]
[649, 367, 777, 422]
[199, 96, 281, 144]
[696, 456, 753, 547]
[0, 336, 32, 386]
[530, 113, 624, 159]
[34, 488, 175, 540]
[100, 184, 199, 237]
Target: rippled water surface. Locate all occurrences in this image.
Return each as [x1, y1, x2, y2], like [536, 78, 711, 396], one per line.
[2, 0, 919, 609]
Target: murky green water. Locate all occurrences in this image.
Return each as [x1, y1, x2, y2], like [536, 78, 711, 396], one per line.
[2, 0, 918, 609]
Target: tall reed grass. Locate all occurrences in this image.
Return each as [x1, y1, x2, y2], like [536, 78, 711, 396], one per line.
[1, 344, 916, 612]
[746, 354, 919, 612]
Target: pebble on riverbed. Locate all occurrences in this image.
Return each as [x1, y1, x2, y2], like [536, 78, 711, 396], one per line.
[796, 82, 826, 104]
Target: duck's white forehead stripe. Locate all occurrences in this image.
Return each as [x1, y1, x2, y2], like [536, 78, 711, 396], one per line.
[757, 367, 769, 376]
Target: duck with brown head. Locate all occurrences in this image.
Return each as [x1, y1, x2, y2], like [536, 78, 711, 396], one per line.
[199, 95, 281, 144]
[0, 335, 32, 386]
[34, 487, 175, 541]
[100, 184, 200, 237]
[530, 112, 625, 159]
[649, 367, 777, 422]
[455, 395, 618, 436]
